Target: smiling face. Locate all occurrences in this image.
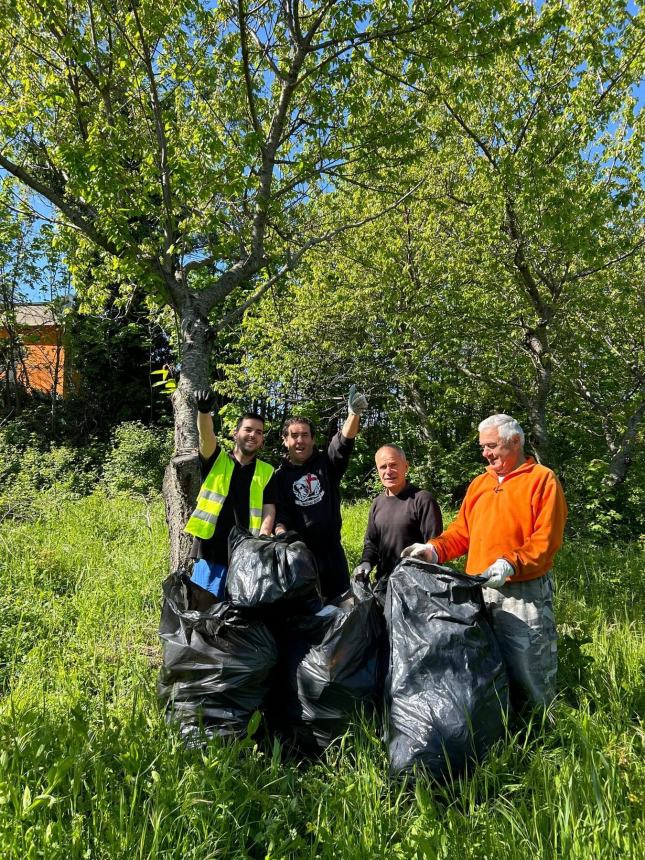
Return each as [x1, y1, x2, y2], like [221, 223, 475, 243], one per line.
[283, 422, 315, 465]
[233, 418, 265, 459]
[478, 427, 524, 477]
[375, 446, 408, 496]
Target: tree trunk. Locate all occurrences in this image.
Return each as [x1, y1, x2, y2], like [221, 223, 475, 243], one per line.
[604, 399, 645, 489]
[523, 324, 552, 465]
[401, 384, 436, 446]
[162, 303, 213, 572]
[527, 397, 550, 464]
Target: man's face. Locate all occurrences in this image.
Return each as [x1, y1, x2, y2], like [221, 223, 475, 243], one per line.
[478, 427, 522, 477]
[375, 447, 408, 495]
[234, 418, 265, 456]
[283, 422, 315, 464]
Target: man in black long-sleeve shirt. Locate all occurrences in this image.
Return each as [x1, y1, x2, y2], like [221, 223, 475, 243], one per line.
[354, 445, 442, 583]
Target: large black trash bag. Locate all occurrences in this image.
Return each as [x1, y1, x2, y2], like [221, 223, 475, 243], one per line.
[268, 579, 383, 752]
[157, 572, 278, 741]
[226, 527, 322, 615]
[386, 559, 509, 779]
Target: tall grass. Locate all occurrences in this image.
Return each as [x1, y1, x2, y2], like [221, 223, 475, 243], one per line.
[0, 494, 642, 858]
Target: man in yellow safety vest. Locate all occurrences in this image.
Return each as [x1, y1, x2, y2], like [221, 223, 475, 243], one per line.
[185, 390, 276, 597]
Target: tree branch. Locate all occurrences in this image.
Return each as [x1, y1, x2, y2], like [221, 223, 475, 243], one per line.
[564, 237, 645, 283]
[0, 151, 119, 256]
[217, 176, 428, 327]
[129, 0, 176, 265]
[238, 0, 265, 137]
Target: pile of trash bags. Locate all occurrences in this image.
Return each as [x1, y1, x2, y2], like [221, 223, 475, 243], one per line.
[158, 528, 382, 750]
[158, 532, 509, 774]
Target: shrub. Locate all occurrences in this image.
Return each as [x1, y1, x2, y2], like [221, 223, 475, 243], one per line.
[101, 421, 173, 497]
[0, 423, 102, 520]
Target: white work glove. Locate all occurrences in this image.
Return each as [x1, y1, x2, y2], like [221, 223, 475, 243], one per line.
[352, 562, 372, 583]
[401, 543, 438, 564]
[482, 559, 514, 589]
[347, 384, 368, 417]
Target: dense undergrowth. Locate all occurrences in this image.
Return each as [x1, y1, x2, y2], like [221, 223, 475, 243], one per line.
[0, 494, 643, 858]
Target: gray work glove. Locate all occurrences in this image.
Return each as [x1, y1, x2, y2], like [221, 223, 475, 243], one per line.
[352, 562, 372, 583]
[482, 558, 514, 589]
[347, 384, 368, 417]
[194, 389, 217, 414]
[401, 543, 438, 564]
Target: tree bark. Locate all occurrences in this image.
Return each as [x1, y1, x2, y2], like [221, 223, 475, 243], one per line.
[604, 399, 645, 489]
[162, 301, 213, 572]
[521, 323, 553, 465]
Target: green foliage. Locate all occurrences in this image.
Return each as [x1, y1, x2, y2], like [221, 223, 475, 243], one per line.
[220, 0, 644, 528]
[1, 0, 642, 562]
[101, 422, 173, 498]
[0, 495, 643, 858]
[0, 420, 100, 520]
[150, 366, 177, 395]
[64, 300, 174, 437]
[560, 456, 645, 541]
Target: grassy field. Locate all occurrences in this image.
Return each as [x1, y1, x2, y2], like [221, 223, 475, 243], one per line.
[0, 492, 643, 859]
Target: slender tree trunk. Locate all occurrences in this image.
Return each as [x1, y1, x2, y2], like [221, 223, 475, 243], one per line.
[604, 399, 645, 489]
[523, 323, 552, 465]
[401, 384, 436, 446]
[162, 302, 213, 572]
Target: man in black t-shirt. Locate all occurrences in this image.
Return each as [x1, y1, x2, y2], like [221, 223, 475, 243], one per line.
[274, 386, 368, 601]
[353, 444, 442, 583]
[186, 391, 276, 597]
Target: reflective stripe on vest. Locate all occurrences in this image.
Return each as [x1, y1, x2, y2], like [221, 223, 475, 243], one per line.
[184, 450, 274, 540]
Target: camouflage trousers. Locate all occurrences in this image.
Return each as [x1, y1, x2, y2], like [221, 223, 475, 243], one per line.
[482, 573, 557, 708]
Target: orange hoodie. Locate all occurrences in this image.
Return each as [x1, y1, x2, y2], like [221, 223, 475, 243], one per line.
[431, 458, 567, 582]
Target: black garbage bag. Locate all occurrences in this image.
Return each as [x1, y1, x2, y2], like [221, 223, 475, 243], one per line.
[268, 579, 383, 752]
[226, 527, 322, 615]
[157, 572, 278, 742]
[386, 559, 509, 780]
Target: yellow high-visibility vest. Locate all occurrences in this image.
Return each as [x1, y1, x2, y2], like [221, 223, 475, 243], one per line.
[184, 449, 274, 540]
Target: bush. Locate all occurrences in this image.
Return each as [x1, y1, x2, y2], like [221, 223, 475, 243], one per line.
[0, 422, 102, 520]
[101, 421, 173, 497]
[562, 457, 645, 541]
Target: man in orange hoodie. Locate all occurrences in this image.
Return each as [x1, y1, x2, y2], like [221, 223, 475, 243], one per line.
[402, 414, 567, 708]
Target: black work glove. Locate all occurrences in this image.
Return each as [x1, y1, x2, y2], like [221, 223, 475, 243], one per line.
[194, 389, 217, 414]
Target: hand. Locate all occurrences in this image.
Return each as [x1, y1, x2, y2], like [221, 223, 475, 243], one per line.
[482, 558, 514, 589]
[352, 562, 372, 583]
[194, 389, 217, 414]
[347, 384, 368, 417]
[401, 543, 438, 564]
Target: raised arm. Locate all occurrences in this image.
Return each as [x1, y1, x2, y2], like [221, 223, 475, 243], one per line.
[194, 389, 218, 459]
[341, 384, 368, 439]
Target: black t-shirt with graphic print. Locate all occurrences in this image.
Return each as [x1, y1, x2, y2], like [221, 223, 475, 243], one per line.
[189, 446, 277, 565]
[274, 431, 354, 553]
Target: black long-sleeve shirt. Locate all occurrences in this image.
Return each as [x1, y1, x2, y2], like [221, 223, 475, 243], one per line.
[360, 483, 443, 580]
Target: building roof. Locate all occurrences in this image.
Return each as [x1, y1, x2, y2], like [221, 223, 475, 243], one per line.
[12, 304, 59, 327]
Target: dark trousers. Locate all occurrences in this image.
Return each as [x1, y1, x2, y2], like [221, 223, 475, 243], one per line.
[312, 541, 350, 603]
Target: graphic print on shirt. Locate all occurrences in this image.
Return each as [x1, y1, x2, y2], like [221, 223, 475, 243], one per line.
[292, 473, 325, 507]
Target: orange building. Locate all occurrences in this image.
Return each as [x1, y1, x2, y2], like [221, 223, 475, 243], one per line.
[0, 303, 70, 397]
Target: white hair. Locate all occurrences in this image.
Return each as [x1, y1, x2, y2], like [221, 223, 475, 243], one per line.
[376, 444, 407, 460]
[478, 414, 525, 446]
